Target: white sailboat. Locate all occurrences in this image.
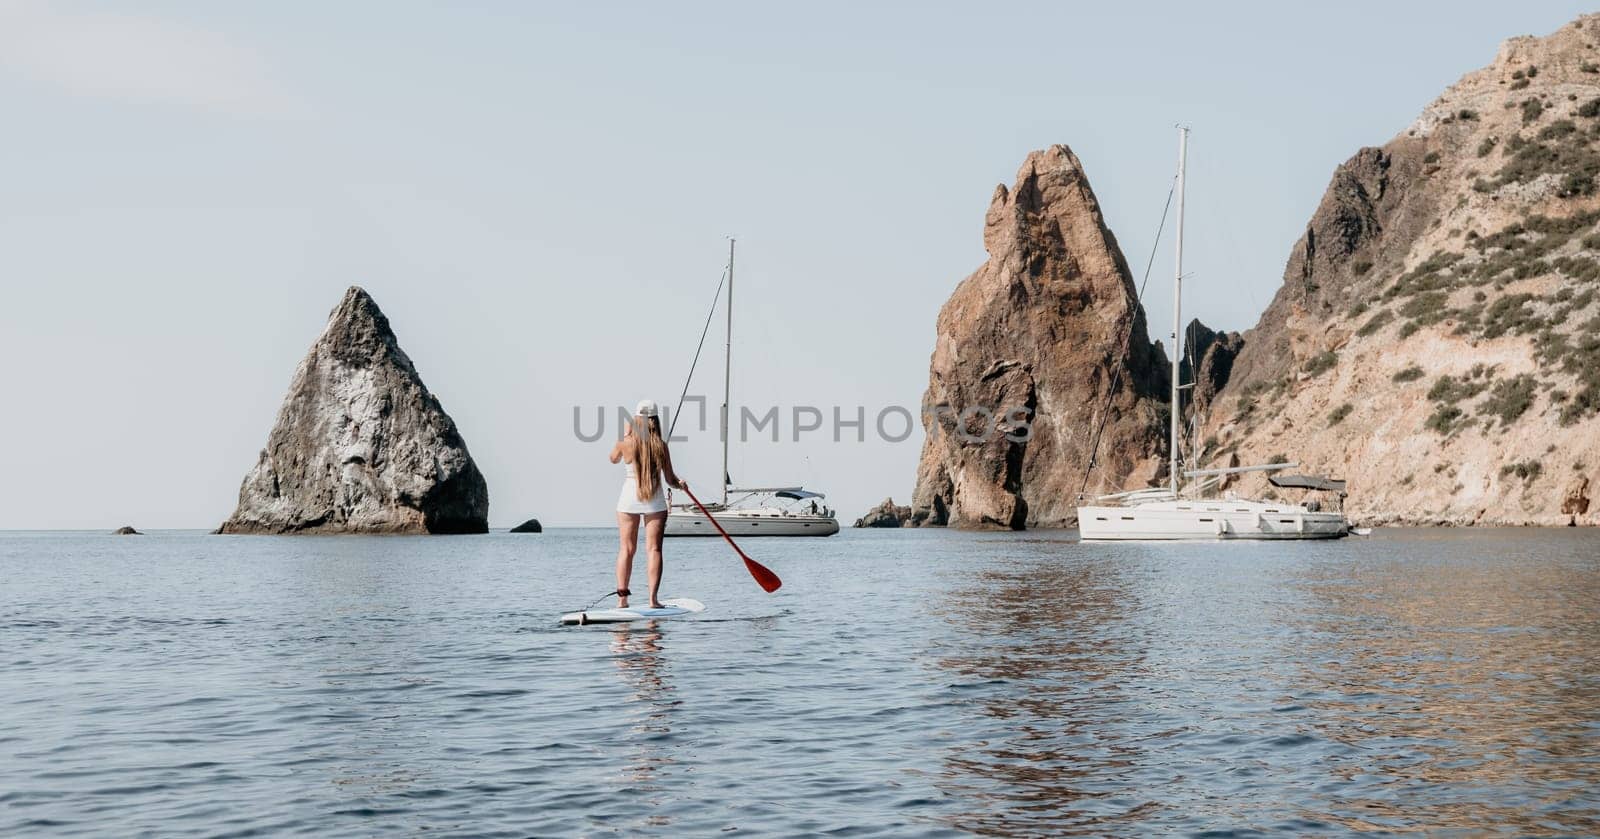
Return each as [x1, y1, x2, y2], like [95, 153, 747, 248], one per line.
[666, 241, 841, 537]
[1077, 128, 1350, 541]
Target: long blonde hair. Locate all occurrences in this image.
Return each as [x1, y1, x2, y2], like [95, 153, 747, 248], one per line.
[631, 414, 668, 501]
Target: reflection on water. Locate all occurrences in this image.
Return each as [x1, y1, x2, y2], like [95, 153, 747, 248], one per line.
[611, 624, 679, 806]
[934, 556, 1151, 835]
[1293, 543, 1600, 835]
[928, 532, 1600, 836]
[1, 528, 1597, 836]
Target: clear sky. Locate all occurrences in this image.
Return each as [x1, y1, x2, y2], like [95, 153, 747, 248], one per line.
[2, 1, 1593, 529]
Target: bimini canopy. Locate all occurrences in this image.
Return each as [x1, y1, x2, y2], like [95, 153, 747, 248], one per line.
[1269, 474, 1347, 493]
[775, 489, 825, 501]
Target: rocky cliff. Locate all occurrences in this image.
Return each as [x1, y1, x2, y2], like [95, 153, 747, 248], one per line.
[1202, 14, 1600, 525]
[219, 287, 490, 534]
[910, 145, 1170, 528]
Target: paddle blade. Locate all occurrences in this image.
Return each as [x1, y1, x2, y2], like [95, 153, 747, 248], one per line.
[744, 557, 782, 593]
[681, 485, 782, 594]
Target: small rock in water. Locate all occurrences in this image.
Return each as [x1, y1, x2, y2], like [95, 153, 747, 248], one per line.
[113, 526, 141, 535]
[509, 518, 543, 534]
[855, 498, 913, 528]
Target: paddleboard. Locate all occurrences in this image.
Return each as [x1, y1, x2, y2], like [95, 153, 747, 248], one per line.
[560, 597, 706, 626]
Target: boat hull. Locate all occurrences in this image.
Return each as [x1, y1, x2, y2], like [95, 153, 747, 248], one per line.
[666, 510, 840, 537]
[1076, 503, 1348, 540]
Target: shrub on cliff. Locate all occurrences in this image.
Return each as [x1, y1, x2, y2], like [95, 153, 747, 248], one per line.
[1426, 405, 1465, 434]
[1561, 389, 1598, 425]
[1481, 293, 1543, 339]
[1488, 135, 1600, 197]
[1559, 171, 1597, 198]
[1356, 309, 1394, 337]
[1302, 351, 1339, 378]
[1477, 374, 1539, 426]
[1538, 119, 1577, 141]
[1429, 374, 1489, 405]
[1521, 98, 1544, 124]
[1500, 460, 1543, 481]
[1401, 291, 1451, 326]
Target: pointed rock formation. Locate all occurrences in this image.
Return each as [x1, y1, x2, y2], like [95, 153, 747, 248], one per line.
[1204, 13, 1600, 525]
[910, 145, 1169, 529]
[219, 287, 489, 534]
[1181, 319, 1243, 421]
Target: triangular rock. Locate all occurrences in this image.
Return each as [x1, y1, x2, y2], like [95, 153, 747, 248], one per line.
[219, 287, 489, 534]
[910, 145, 1170, 529]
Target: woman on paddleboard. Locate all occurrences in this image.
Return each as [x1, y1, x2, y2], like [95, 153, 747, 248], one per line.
[609, 399, 686, 609]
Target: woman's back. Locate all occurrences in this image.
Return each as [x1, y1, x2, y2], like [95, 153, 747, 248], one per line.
[618, 433, 668, 514]
[623, 444, 661, 480]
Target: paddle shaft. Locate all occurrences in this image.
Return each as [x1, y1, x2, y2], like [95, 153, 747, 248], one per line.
[679, 485, 782, 593]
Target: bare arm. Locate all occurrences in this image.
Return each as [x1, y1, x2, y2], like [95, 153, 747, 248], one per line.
[609, 425, 633, 464]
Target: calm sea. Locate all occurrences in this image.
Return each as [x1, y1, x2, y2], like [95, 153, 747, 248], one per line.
[2, 527, 1597, 836]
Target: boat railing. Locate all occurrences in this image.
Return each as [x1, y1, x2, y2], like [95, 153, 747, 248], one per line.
[1078, 488, 1178, 505]
[1182, 462, 1298, 478]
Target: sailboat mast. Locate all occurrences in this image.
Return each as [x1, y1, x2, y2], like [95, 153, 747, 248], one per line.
[1170, 127, 1188, 496]
[722, 238, 734, 506]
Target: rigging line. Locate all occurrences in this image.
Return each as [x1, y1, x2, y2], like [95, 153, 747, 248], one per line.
[668, 265, 730, 440]
[1186, 315, 1206, 465]
[1076, 175, 1178, 499]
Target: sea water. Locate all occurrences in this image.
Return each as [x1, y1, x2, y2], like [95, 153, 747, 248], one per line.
[2, 527, 1597, 836]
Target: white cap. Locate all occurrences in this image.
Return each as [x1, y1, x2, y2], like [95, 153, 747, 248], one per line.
[635, 399, 659, 418]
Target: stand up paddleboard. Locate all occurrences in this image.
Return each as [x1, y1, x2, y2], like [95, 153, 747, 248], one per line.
[560, 597, 706, 626]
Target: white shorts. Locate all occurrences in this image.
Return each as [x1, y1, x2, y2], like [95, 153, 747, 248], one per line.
[617, 479, 667, 515]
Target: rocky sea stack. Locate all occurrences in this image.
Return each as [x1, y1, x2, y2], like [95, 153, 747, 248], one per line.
[910, 145, 1169, 529]
[218, 287, 489, 535]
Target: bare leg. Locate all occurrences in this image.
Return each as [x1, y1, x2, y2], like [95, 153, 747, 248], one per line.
[615, 512, 639, 607]
[643, 511, 667, 608]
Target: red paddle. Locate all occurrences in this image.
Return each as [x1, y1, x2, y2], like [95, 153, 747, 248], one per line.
[679, 485, 782, 593]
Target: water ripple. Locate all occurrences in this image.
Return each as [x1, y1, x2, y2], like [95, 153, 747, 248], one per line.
[0, 528, 1597, 835]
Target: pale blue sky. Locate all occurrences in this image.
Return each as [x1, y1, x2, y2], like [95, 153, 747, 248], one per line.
[1, 1, 1592, 529]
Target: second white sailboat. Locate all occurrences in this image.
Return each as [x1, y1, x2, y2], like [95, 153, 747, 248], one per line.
[1077, 128, 1349, 540]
